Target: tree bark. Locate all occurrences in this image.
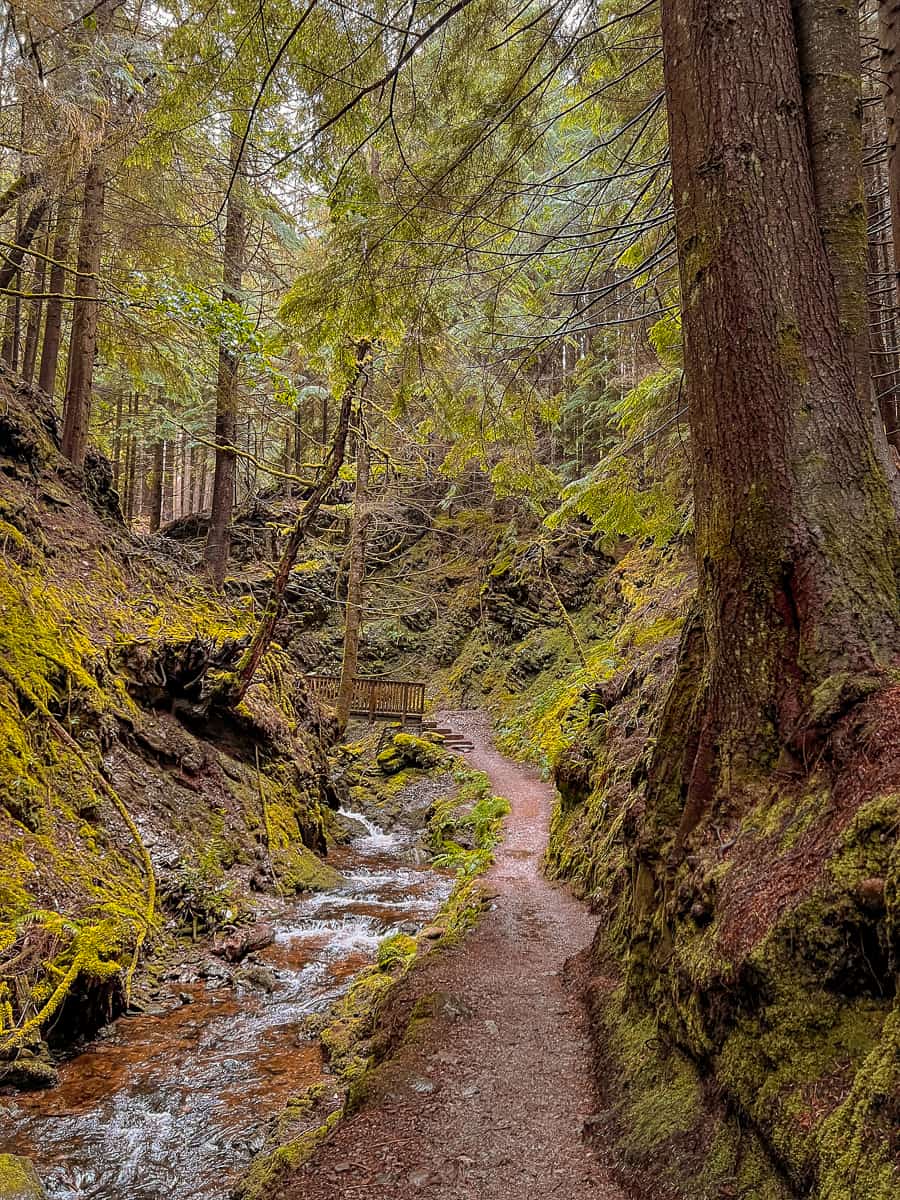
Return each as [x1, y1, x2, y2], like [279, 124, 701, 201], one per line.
[20, 219, 47, 385]
[61, 162, 105, 467]
[795, 0, 900, 506]
[0, 197, 49, 294]
[335, 423, 371, 733]
[877, 0, 900, 453]
[656, 0, 900, 825]
[149, 436, 165, 532]
[880, 1, 900, 299]
[866, 185, 900, 455]
[203, 128, 247, 588]
[793, 0, 868, 390]
[112, 389, 123, 489]
[2, 292, 19, 369]
[194, 444, 208, 513]
[37, 200, 73, 399]
[0, 172, 39, 226]
[124, 392, 140, 524]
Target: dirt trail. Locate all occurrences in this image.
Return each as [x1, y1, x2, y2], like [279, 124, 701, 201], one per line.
[275, 710, 627, 1200]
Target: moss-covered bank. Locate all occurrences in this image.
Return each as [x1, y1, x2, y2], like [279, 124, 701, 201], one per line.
[0, 379, 338, 1081]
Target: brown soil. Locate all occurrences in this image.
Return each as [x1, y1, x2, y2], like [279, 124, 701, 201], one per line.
[274, 710, 628, 1200]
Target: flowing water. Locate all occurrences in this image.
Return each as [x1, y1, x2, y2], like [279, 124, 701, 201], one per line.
[0, 811, 451, 1199]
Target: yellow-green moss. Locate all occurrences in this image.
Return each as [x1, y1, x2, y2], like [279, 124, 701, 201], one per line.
[236, 1108, 342, 1200]
[0, 1154, 47, 1199]
[376, 732, 447, 775]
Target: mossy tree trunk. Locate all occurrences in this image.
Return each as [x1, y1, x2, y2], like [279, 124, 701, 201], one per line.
[336, 420, 371, 734]
[204, 125, 247, 589]
[655, 0, 900, 833]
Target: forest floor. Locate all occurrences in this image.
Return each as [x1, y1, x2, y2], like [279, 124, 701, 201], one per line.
[273, 710, 628, 1200]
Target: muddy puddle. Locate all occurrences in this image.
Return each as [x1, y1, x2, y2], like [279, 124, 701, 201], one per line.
[0, 810, 451, 1199]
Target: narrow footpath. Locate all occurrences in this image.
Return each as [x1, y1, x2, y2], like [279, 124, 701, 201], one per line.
[275, 710, 628, 1200]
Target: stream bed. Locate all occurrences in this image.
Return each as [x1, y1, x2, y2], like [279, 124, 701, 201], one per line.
[0, 810, 452, 1199]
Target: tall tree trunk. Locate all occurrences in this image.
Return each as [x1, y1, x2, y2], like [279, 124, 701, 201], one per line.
[793, 0, 868, 391]
[877, 0, 900, 452]
[180, 431, 190, 517]
[795, 0, 900, 505]
[2, 293, 19, 369]
[335, 425, 371, 734]
[112, 389, 123, 489]
[203, 128, 247, 588]
[20, 220, 47, 385]
[0, 197, 49, 294]
[655, 0, 900, 831]
[880, 1, 900, 295]
[149, 436, 165, 533]
[124, 392, 140, 524]
[61, 163, 105, 467]
[1, 197, 48, 368]
[164, 435, 174, 523]
[38, 200, 73, 399]
[194, 444, 207, 513]
[866, 183, 900, 455]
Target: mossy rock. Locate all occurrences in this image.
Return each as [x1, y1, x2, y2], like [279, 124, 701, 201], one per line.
[273, 842, 343, 893]
[0, 1156, 48, 1200]
[376, 733, 447, 776]
[376, 932, 417, 971]
[0, 1049, 59, 1091]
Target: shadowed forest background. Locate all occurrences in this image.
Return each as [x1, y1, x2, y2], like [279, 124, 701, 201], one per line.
[0, 1, 898, 1198]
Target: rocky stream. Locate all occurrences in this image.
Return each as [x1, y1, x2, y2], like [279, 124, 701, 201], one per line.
[0, 811, 452, 1199]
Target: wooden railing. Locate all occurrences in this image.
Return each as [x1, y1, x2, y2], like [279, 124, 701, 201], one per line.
[305, 674, 426, 721]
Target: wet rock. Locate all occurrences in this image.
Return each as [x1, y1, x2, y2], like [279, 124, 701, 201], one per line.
[0, 1154, 49, 1199]
[420, 923, 445, 941]
[409, 1074, 437, 1095]
[200, 958, 234, 987]
[334, 812, 370, 841]
[238, 965, 277, 993]
[180, 747, 206, 776]
[0, 1045, 58, 1091]
[212, 922, 275, 963]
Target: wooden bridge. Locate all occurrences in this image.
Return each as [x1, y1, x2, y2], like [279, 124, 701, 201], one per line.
[305, 674, 426, 722]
